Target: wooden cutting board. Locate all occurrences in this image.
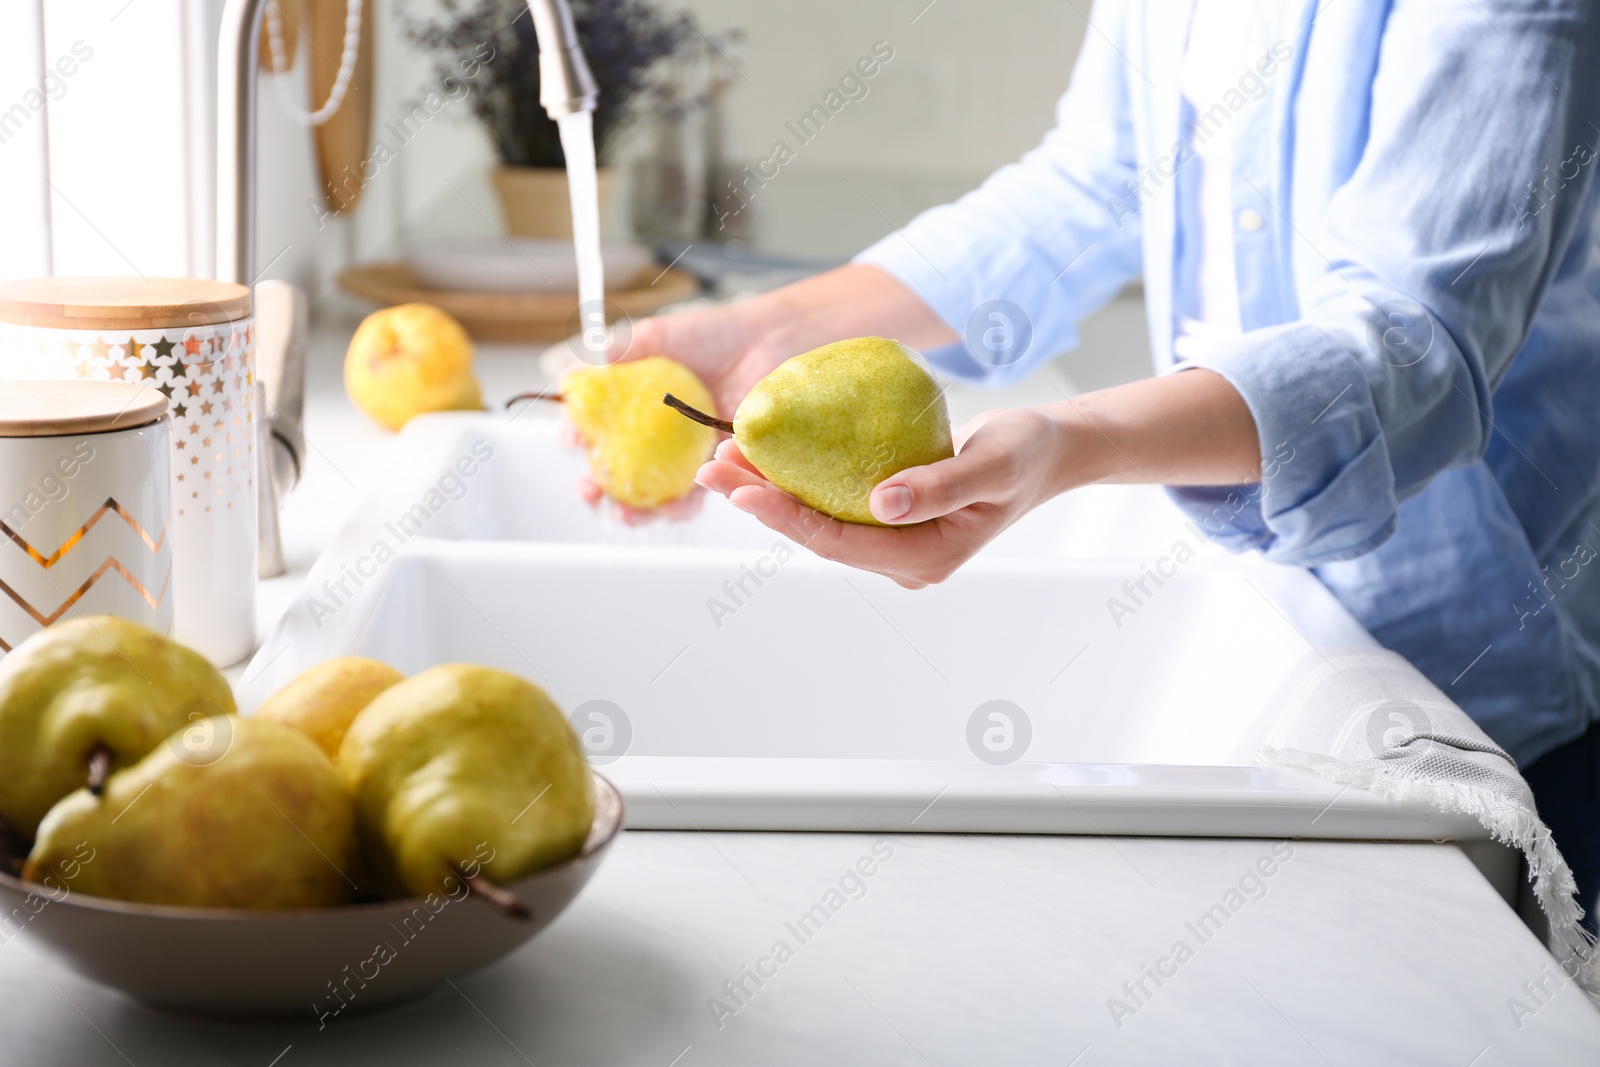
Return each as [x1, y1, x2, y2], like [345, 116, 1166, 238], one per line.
[258, 0, 302, 71]
[310, 0, 374, 215]
[258, 0, 371, 214]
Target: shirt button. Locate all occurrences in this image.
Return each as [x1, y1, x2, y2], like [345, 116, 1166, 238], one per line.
[1237, 208, 1265, 233]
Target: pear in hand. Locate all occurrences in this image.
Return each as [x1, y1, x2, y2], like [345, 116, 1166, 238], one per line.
[337, 664, 593, 902]
[24, 717, 355, 909]
[554, 356, 719, 509]
[254, 656, 405, 760]
[666, 337, 953, 525]
[0, 616, 235, 838]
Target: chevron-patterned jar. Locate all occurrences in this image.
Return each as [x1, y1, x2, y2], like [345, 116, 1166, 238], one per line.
[0, 381, 173, 657]
[0, 278, 255, 666]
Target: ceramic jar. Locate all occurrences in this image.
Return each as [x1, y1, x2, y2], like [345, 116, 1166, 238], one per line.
[0, 277, 256, 665]
[0, 381, 172, 655]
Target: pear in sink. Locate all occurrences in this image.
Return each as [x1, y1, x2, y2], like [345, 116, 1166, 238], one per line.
[336, 664, 593, 903]
[558, 356, 719, 509]
[0, 616, 235, 839]
[24, 717, 354, 909]
[666, 337, 953, 524]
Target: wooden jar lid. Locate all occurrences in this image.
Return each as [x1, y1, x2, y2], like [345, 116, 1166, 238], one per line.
[0, 277, 251, 331]
[0, 381, 168, 437]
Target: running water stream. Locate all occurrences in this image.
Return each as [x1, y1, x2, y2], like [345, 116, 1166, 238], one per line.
[557, 111, 608, 360]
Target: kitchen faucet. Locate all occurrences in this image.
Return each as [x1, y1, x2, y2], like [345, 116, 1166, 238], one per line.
[216, 0, 598, 578]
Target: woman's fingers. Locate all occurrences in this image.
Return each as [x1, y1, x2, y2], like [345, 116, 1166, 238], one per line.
[698, 447, 967, 584]
[868, 450, 999, 525]
[606, 314, 659, 364]
[713, 438, 761, 476]
[656, 487, 706, 522]
[867, 411, 1041, 525]
[714, 476, 948, 585]
[695, 455, 769, 498]
[558, 421, 586, 449]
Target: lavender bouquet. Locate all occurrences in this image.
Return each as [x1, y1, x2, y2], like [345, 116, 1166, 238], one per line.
[401, 0, 695, 167]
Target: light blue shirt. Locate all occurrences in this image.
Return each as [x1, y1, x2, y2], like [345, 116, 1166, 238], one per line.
[856, 0, 1600, 766]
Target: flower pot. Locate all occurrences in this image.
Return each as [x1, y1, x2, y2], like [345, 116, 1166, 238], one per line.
[490, 165, 619, 239]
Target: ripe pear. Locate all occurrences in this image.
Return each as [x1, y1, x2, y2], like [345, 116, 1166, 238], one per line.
[0, 616, 235, 839]
[345, 303, 482, 431]
[336, 664, 593, 900]
[562, 356, 718, 509]
[254, 657, 405, 760]
[24, 717, 355, 909]
[666, 337, 953, 524]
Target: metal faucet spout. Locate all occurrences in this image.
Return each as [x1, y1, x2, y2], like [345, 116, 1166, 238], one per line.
[526, 0, 599, 120]
[215, 0, 598, 578]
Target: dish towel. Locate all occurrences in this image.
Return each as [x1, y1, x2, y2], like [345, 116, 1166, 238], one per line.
[1253, 648, 1599, 1002]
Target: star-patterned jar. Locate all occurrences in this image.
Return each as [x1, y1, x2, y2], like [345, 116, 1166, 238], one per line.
[0, 278, 257, 666]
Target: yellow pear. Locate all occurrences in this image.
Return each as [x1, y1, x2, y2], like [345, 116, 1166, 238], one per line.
[0, 616, 235, 839]
[24, 717, 354, 909]
[254, 657, 405, 760]
[337, 664, 593, 899]
[345, 303, 482, 431]
[562, 356, 718, 508]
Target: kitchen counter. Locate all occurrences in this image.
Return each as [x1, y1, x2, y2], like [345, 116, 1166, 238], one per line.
[4, 834, 1598, 1065]
[3, 302, 1595, 1064]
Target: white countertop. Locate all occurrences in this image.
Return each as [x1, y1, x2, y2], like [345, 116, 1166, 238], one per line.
[5, 302, 1594, 1064]
[3, 835, 1597, 1065]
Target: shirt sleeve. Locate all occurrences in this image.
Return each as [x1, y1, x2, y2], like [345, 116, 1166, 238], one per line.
[1171, 0, 1600, 567]
[853, 0, 1144, 388]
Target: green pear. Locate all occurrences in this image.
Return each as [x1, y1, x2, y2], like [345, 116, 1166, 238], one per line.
[665, 336, 954, 525]
[336, 664, 594, 900]
[0, 616, 235, 839]
[23, 717, 355, 909]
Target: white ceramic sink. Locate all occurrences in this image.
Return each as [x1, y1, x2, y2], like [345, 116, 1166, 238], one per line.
[241, 413, 1487, 844]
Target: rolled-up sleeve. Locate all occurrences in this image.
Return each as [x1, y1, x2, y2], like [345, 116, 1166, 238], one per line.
[1171, 0, 1600, 567]
[854, 0, 1144, 387]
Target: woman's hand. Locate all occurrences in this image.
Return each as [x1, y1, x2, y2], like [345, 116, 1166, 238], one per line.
[694, 407, 1074, 589]
[567, 296, 792, 523]
[693, 368, 1263, 586]
[606, 301, 795, 429]
[570, 263, 959, 522]
[567, 300, 787, 523]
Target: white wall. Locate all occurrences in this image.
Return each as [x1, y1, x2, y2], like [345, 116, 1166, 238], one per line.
[3, 2, 1086, 290]
[250, 0, 491, 294]
[21, 1, 196, 278]
[248, 0, 1087, 279]
[685, 0, 1081, 176]
[0, 3, 54, 280]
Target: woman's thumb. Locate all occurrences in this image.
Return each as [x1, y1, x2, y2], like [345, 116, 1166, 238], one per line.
[868, 452, 988, 525]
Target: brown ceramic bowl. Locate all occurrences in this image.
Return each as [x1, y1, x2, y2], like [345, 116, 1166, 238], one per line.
[0, 775, 623, 1019]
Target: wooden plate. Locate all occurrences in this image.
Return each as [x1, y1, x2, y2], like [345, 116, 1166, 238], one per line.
[337, 263, 700, 341]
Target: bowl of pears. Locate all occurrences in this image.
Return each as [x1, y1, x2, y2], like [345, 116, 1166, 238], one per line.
[0, 616, 621, 1019]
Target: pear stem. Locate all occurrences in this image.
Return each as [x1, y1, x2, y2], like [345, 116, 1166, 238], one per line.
[455, 866, 532, 921]
[663, 393, 733, 433]
[504, 391, 564, 409]
[86, 744, 112, 797]
[0, 814, 26, 875]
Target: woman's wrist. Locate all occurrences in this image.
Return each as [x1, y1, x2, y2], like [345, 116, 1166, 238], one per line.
[1040, 370, 1263, 491]
[1040, 398, 1122, 498]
